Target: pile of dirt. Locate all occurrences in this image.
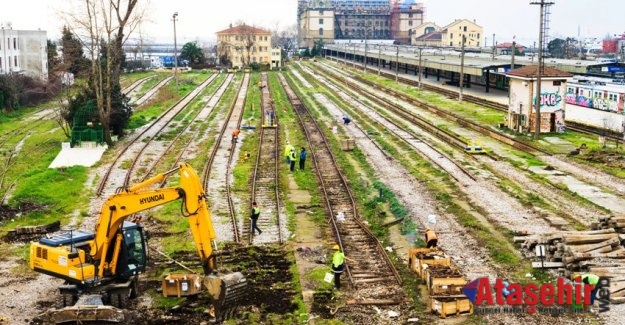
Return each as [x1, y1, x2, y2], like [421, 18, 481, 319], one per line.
[582, 150, 625, 168]
[0, 201, 47, 222]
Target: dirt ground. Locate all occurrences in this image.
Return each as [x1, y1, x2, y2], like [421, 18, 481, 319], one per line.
[582, 150, 625, 169]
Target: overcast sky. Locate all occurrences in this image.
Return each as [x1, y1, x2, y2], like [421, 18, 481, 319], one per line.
[1, 0, 623, 46]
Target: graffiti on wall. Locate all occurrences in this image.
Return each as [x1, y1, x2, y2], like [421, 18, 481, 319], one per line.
[566, 94, 623, 113]
[533, 91, 563, 112]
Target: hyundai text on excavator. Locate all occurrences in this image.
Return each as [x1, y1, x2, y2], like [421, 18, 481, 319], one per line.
[29, 163, 247, 324]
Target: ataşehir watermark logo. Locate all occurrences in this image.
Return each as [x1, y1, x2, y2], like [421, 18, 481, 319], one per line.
[462, 277, 611, 314]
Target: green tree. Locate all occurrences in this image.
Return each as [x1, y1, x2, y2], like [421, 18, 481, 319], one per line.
[61, 26, 88, 75]
[47, 40, 60, 74]
[547, 38, 566, 58]
[180, 41, 206, 67]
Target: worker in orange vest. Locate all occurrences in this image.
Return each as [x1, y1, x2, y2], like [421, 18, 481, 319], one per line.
[232, 128, 240, 143]
[424, 228, 438, 248]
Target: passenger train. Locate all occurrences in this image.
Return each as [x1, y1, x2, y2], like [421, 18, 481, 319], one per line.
[566, 76, 625, 113]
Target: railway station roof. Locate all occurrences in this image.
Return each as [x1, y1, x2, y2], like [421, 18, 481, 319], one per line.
[324, 43, 622, 77]
[507, 65, 573, 79]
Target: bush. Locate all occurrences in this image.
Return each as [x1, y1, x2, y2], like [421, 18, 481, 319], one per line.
[0, 74, 60, 111]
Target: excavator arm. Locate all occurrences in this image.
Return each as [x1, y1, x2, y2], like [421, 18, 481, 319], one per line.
[90, 163, 217, 278]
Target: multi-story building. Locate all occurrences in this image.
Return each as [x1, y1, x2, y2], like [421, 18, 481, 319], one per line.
[271, 47, 282, 69]
[298, 0, 425, 47]
[299, 1, 335, 49]
[0, 26, 47, 80]
[216, 24, 272, 68]
[412, 19, 483, 49]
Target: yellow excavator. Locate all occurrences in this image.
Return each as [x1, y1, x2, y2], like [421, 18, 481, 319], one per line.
[29, 163, 246, 323]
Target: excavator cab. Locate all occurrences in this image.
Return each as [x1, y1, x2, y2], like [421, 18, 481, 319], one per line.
[116, 222, 148, 280]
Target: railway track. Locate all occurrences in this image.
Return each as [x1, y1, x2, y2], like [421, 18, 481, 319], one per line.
[121, 75, 154, 95]
[329, 57, 624, 145]
[248, 73, 282, 245]
[320, 61, 552, 156]
[134, 76, 174, 107]
[139, 74, 234, 182]
[203, 73, 250, 244]
[96, 73, 217, 196]
[279, 73, 404, 305]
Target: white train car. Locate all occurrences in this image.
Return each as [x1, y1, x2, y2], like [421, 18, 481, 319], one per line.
[565, 77, 625, 132]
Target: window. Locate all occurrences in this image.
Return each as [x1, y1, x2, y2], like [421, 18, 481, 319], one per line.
[409, 13, 413, 18]
[319, 10, 324, 15]
[319, 18, 324, 24]
[8, 56, 10, 68]
[567, 87, 574, 94]
[0, 57, 2, 69]
[319, 28, 324, 36]
[14, 56, 17, 67]
[450, 42, 453, 46]
[464, 26, 467, 32]
[409, 20, 413, 26]
[594, 91, 602, 98]
[450, 33, 453, 39]
[345, 20, 348, 26]
[14, 38, 16, 49]
[477, 33, 480, 39]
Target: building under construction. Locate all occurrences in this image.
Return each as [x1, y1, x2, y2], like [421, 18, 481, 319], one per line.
[298, 0, 424, 48]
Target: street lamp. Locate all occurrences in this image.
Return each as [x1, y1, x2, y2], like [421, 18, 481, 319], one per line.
[417, 47, 423, 88]
[172, 12, 179, 90]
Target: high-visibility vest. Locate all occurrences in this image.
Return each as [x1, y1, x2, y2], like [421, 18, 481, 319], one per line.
[332, 251, 345, 268]
[425, 229, 437, 242]
[290, 151, 297, 161]
[582, 274, 599, 285]
[284, 145, 291, 157]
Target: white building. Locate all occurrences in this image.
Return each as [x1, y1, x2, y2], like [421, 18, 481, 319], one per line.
[0, 26, 48, 80]
[271, 47, 282, 69]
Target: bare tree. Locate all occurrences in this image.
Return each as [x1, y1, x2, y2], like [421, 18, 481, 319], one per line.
[63, 0, 145, 145]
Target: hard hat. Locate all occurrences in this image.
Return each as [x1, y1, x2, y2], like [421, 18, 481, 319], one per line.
[572, 273, 581, 280]
[333, 245, 340, 250]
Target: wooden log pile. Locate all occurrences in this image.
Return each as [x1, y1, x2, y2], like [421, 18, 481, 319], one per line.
[592, 216, 625, 234]
[516, 228, 625, 304]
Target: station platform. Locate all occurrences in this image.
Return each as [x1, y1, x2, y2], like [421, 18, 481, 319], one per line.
[49, 142, 107, 168]
[327, 56, 509, 106]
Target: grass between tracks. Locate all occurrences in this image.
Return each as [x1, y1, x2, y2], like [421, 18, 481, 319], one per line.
[293, 63, 549, 285]
[120, 70, 156, 89]
[128, 71, 212, 129]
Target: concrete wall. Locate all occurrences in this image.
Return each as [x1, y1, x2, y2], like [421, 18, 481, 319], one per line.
[566, 104, 625, 133]
[17, 30, 47, 80]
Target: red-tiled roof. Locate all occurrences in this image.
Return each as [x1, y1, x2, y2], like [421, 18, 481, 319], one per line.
[496, 42, 526, 49]
[216, 24, 270, 35]
[507, 65, 573, 78]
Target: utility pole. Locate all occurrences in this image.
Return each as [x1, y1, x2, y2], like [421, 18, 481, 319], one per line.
[378, 45, 381, 76]
[418, 47, 423, 88]
[491, 33, 496, 61]
[364, 38, 368, 73]
[172, 12, 179, 91]
[511, 40, 516, 70]
[531, 0, 554, 140]
[352, 43, 356, 68]
[459, 35, 466, 101]
[395, 45, 399, 82]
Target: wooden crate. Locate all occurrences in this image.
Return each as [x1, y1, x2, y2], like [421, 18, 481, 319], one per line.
[340, 139, 355, 151]
[407, 248, 451, 279]
[430, 296, 473, 318]
[425, 267, 466, 295]
[162, 274, 203, 297]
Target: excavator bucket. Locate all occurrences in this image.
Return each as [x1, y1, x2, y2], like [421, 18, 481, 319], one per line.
[203, 272, 248, 320]
[35, 295, 126, 324]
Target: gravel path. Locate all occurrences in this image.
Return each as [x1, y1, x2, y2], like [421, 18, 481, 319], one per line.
[541, 155, 625, 196]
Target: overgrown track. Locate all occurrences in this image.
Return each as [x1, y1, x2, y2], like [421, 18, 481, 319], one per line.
[248, 73, 282, 245]
[203, 73, 249, 244]
[279, 74, 404, 304]
[308, 63, 478, 182]
[330, 57, 624, 145]
[134, 76, 174, 107]
[121, 75, 154, 95]
[96, 74, 216, 196]
[322, 60, 552, 156]
[139, 74, 233, 182]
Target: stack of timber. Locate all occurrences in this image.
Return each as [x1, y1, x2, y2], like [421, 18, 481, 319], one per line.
[408, 248, 472, 318]
[592, 216, 625, 233]
[516, 228, 625, 303]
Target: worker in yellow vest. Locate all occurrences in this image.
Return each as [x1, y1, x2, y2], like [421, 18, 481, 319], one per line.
[573, 273, 600, 305]
[284, 142, 292, 164]
[331, 245, 345, 289]
[425, 228, 438, 248]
